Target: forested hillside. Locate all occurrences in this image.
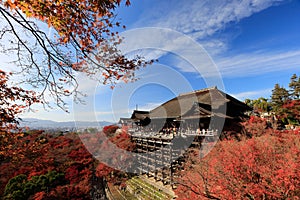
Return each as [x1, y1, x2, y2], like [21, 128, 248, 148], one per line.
[0, 126, 133, 199]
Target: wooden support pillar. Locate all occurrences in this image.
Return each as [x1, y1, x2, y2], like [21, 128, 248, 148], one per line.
[154, 139, 157, 180]
[146, 137, 149, 176]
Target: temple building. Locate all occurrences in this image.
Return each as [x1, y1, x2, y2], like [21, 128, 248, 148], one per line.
[121, 87, 251, 137]
[120, 87, 251, 186]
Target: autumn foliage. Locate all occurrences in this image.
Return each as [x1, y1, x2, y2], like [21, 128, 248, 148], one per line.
[3, 0, 130, 46]
[0, 70, 39, 129]
[0, 131, 94, 199]
[103, 124, 119, 137]
[281, 99, 300, 125]
[0, 124, 136, 199]
[175, 130, 300, 199]
[81, 125, 135, 179]
[242, 116, 272, 137]
[0, 0, 152, 110]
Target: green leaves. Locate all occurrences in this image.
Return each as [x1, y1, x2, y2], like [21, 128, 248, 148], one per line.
[289, 74, 300, 99]
[271, 74, 300, 126]
[271, 83, 289, 111]
[3, 171, 65, 200]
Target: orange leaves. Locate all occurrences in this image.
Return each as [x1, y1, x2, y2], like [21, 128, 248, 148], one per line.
[62, 37, 69, 43]
[4, 0, 117, 44]
[102, 72, 109, 79]
[3, 0, 15, 9]
[0, 0, 151, 119]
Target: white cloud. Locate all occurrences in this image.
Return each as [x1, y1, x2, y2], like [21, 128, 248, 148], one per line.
[133, 0, 285, 52]
[199, 39, 228, 55]
[146, 0, 284, 38]
[119, 28, 225, 87]
[134, 102, 161, 111]
[231, 88, 272, 100]
[216, 50, 300, 77]
[119, 1, 293, 79]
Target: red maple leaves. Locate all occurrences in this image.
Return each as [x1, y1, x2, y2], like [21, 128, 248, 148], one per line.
[0, 125, 135, 198]
[0, 70, 40, 130]
[175, 130, 300, 199]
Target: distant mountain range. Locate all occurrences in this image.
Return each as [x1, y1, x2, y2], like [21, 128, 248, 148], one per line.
[19, 118, 113, 129]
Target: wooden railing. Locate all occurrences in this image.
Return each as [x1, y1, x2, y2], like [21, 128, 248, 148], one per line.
[183, 129, 218, 136]
[129, 129, 219, 138]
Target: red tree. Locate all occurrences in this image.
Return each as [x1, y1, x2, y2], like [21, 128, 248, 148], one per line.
[176, 132, 300, 199]
[0, 70, 39, 129]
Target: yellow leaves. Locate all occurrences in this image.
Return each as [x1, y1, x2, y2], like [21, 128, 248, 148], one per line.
[56, 0, 64, 5]
[24, 9, 32, 17]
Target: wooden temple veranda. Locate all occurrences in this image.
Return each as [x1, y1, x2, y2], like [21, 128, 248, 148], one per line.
[119, 87, 251, 187]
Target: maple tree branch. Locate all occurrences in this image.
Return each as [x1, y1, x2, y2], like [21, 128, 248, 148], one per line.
[14, 9, 80, 93]
[0, 6, 81, 110]
[0, 0, 152, 115]
[0, 7, 47, 82]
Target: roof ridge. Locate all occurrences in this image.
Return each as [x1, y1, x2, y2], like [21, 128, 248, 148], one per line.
[178, 86, 218, 96]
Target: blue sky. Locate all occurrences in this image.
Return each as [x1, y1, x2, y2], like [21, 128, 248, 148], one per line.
[19, 0, 300, 122]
